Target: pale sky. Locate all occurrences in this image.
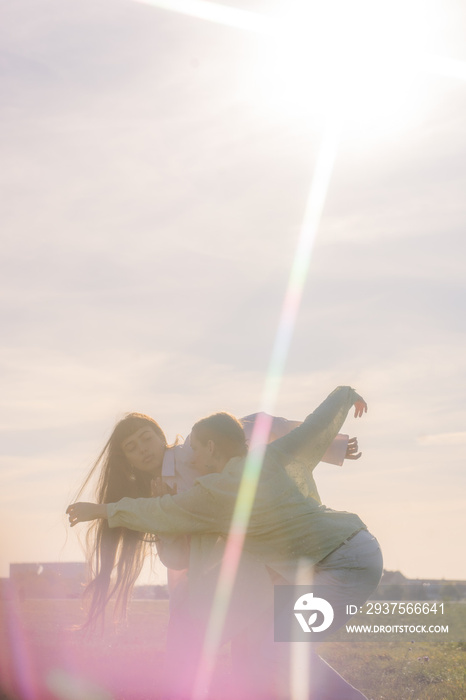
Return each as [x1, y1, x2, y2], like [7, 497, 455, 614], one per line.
[1, 0, 466, 584]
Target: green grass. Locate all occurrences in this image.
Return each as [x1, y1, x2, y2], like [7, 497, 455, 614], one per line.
[320, 601, 466, 700]
[320, 639, 466, 700]
[1, 598, 465, 699]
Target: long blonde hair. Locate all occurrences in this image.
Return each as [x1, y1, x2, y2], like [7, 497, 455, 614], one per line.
[77, 413, 167, 632]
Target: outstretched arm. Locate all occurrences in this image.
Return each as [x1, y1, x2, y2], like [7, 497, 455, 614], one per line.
[242, 412, 363, 466]
[67, 476, 235, 536]
[266, 386, 366, 471]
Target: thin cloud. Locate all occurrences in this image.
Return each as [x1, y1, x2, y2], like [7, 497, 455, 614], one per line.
[418, 431, 466, 445]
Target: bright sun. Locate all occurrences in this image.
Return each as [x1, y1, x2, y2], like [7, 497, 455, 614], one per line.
[253, 0, 441, 131]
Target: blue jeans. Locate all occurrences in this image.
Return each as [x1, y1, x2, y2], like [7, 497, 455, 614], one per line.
[306, 529, 384, 699]
[314, 529, 383, 629]
[232, 530, 383, 700]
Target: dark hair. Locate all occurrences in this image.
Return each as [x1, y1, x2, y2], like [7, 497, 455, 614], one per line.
[191, 412, 248, 461]
[76, 413, 167, 632]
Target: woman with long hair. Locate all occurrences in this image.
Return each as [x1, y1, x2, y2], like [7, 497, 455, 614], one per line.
[74, 412, 175, 631]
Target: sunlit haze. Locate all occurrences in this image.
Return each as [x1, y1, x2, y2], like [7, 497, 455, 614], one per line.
[254, 0, 443, 131]
[1, 0, 466, 590]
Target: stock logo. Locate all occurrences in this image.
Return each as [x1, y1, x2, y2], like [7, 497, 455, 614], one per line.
[294, 592, 334, 633]
[274, 585, 337, 641]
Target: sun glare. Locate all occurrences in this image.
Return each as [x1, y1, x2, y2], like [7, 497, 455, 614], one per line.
[253, 0, 440, 131]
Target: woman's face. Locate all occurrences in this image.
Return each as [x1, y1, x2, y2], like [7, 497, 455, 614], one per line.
[121, 426, 166, 474]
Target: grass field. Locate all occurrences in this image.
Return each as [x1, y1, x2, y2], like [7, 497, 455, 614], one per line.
[1, 598, 465, 699]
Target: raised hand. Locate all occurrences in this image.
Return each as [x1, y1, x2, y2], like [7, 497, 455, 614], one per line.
[345, 436, 362, 460]
[354, 399, 368, 418]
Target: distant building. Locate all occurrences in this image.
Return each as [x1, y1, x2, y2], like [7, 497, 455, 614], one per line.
[9, 562, 87, 599]
[0, 578, 13, 600]
[372, 570, 466, 601]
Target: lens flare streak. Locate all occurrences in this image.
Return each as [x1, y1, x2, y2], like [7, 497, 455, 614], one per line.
[192, 119, 342, 698]
[128, 2, 466, 697]
[132, 0, 275, 34]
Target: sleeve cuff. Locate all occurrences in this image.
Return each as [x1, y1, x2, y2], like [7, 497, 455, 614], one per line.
[106, 501, 118, 527]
